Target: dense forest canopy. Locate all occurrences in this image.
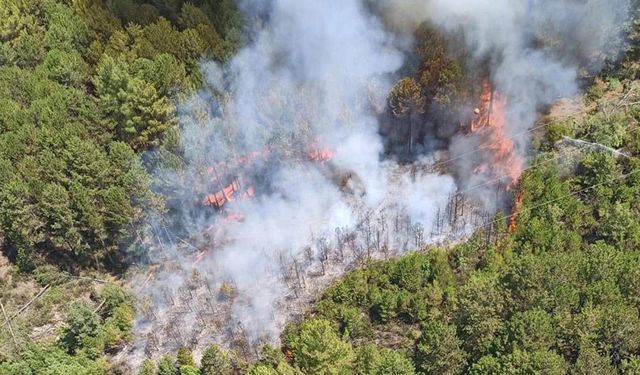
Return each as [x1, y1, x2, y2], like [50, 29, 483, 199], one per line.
[0, 0, 241, 272]
[0, 0, 639, 374]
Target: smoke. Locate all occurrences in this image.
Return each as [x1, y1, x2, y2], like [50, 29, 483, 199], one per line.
[124, 0, 631, 367]
[126, 0, 457, 365]
[376, 0, 629, 209]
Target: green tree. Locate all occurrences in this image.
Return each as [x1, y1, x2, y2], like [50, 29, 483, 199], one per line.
[42, 49, 89, 87]
[415, 321, 466, 375]
[376, 351, 415, 375]
[291, 318, 354, 374]
[501, 349, 567, 375]
[200, 343, 232, 375]
[249, 362, 302, 375]
[621, 356, 640, 374]
[179, 3, 225, 60]
[94, 56, 175, 150]
[390, 253, 432, 292]
[506, 309, 555, 352]
[176, 347, 194, 367]
[354, 345, 382, 375]
[572, 346, 616, 375]
[456, 272, 506, 359]
[157, 354, 178, 375]
[388, 78, 424, 117]
[138, 358, 156, 375]
[0, 345, 108, 375]
[179, 365, 199, 375]
[58, 300, 103, 355]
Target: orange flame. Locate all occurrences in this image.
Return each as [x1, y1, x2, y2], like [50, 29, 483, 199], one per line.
[195, 142, 333, 263]
[305, 144, 333, 163]
[194, 211, 244, 264]
[508, 191, 524, 233]
[471, 80, 524, 189]
[203, 143, 333, 210]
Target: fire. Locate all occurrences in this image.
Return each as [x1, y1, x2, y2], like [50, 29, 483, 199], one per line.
[203, 142, 333, 210]
[194, 142, 333, 263]
[203, 177, 256, 208]
[508, 191, 524, 233]
[305, 144, 333, 163]
[470, 80, 524, 188]
[194, 211, 245, 264]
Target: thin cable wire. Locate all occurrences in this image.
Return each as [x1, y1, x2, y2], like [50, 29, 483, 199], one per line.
[452, 125, 640, 196]
[471, 166, 640, 232]
[430, 122, 549, 169]
[456, 148, 580, 195]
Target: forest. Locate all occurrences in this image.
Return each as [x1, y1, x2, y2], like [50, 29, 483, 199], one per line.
[0, 0, 640, 374]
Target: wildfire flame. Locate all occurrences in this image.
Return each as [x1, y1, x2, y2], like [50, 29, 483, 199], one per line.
[508, 191, 524, 233]
[194, 142, 333, 263]
[471, 80, 524, 189]
[305, 144, 333, 163]
[194, 212, 244, 264]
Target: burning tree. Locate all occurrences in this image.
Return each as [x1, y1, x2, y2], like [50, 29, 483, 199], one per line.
[469, 79, 524, 190]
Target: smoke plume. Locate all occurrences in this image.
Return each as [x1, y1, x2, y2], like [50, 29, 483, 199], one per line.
[376, 0, 629, 208]
[123, 0, 631, 367]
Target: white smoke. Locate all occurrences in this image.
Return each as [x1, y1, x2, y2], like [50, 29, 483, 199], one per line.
[376, 0, 629, 209]
[126, 0, 457, 365]
[124, 0, 631, 367]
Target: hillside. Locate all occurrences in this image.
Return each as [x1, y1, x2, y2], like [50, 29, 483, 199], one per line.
[1, 0, 639, 374]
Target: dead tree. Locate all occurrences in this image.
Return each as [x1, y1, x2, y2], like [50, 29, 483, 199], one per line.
[164, 287, 176, 306]
[335, 227, 347, 262]
[234, 322, 251, 360]
[381, 243, 391, 260]
[204, 278, 217, 314]
[317, 237, 330, 276]
[304, 246, 313, 268]
[145, 332, 159, 355]
[292, 257, 306, 290]
[362, 215, 373, 261]
[414, 223, 424, 249]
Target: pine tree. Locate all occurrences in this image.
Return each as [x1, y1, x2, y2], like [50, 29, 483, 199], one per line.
[292, 319, 354, 374]
[200, 344, 232, 375]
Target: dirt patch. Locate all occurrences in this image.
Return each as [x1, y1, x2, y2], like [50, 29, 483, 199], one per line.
[541, 96, 590, 125]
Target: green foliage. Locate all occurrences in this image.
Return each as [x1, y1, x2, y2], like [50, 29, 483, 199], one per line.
[506, 309, 555, 352]
[101, 304, 134, 351]
[200, 343, 233, 375]
[0, 0, 242, 274]
[43, 48, 90, 87]
[390, 253, 431, 292]
[157, 354, 178, 375]
[179, 365, 199, 375]
[58, 301, 103, 356]
[31, 264, 65, 286]
[138, 358, 156, 375]
[289, 77, 640, 374]
[94, 55, 175, 150]
[415, 321, 466, 374]
[375, 351, 415, 375]
[587, 82, 605, 101]
[0, 344, 108, 375]
[99, 282, 134, 316]
[176, 347, 194, 367]
[1, 2, 639, 374]
[545, 119, 575, 146]
[353, 345, 383, 375]
[388, 78, 424, 117]
[573, 345, 616, 374]
[469, 349, 567, 375]
[290, 318, 354, 374]
[249, 362, 302, 375]
[0, 0, 242, 374]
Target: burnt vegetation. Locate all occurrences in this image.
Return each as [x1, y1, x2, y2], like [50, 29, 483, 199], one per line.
[0, 0, 639, 374]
